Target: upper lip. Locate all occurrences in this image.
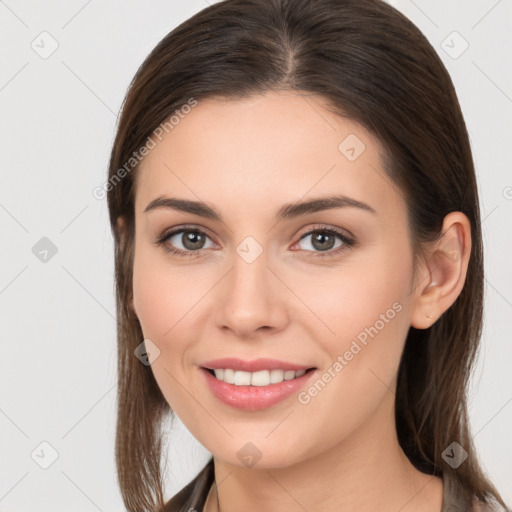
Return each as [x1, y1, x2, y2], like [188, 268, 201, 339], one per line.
[201, 357, 314, 372]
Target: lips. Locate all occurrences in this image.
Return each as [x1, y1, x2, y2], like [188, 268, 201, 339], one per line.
[199, 357, 318, 410]
[200, 357, 313, 372]
[200, 367, 317, 410]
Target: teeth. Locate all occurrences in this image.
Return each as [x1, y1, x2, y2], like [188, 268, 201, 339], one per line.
[212, 368, 307, 386]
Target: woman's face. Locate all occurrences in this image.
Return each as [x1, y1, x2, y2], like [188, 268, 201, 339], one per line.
[132, 91, 422, 468]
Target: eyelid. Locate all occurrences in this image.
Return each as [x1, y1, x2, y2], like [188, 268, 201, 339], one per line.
[157, 223, 217, 241]
[294, 223, 355, 243]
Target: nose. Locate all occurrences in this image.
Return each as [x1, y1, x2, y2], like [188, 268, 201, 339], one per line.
[214, 249, 289, 340]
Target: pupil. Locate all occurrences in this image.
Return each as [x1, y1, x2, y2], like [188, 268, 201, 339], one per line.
[184, 232, 204, 250]
[313, 232, 334, 251]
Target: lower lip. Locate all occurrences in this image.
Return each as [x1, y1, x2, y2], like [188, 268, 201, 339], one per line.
[200, 367, 317, 411]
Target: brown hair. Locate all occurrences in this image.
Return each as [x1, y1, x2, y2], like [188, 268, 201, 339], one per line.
[106, 0, 508, 510]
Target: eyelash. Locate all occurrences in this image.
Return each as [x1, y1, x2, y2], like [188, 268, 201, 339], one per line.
[154, 224, 355, 259]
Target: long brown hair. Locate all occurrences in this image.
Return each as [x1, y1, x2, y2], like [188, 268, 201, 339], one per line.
[106, 0, 508, 510]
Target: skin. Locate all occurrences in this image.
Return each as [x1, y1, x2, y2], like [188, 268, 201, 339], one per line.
[127, 90, 471, 512]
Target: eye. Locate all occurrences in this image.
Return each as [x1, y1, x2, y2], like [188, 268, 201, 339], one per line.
[155, 226, 216, 257]
[293, 226, 355, 258]
[155, 224, 355, 259]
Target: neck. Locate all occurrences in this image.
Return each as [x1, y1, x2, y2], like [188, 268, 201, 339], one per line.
[204, 393, 443, 512]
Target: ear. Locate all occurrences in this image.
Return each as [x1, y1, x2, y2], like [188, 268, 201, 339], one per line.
[410, 212, 471, 329]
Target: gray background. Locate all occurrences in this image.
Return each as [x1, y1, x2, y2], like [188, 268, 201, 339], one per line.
[0, 0, 510, 510]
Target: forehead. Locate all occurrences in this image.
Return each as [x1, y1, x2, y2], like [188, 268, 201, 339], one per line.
[134, 91, 405, 222]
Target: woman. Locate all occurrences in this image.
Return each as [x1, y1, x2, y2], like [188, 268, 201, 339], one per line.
[106, 0, 510, 510]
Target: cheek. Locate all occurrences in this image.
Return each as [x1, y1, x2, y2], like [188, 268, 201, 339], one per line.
[131, 244, 218, 369]
[132, 241, 196, 339]
[289, 264, 412, 454]
[132, 261, 169, 339]
[131, 240, 187, 366]
[131, 248, 198, 410]
[300, 243, 413, 350]
[306, 241, 414, 400]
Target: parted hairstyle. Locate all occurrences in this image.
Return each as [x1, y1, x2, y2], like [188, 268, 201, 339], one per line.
[106, 0, 508, 510]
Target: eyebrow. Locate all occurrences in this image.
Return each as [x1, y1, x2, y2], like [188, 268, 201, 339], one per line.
[143, 194, 376, 220]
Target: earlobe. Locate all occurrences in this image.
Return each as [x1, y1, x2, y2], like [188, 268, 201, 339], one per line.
[410, 212, 471, 329]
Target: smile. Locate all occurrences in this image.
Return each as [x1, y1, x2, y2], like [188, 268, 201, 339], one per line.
[210, 368, 308, 386]
[199, 359, 318, 411]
